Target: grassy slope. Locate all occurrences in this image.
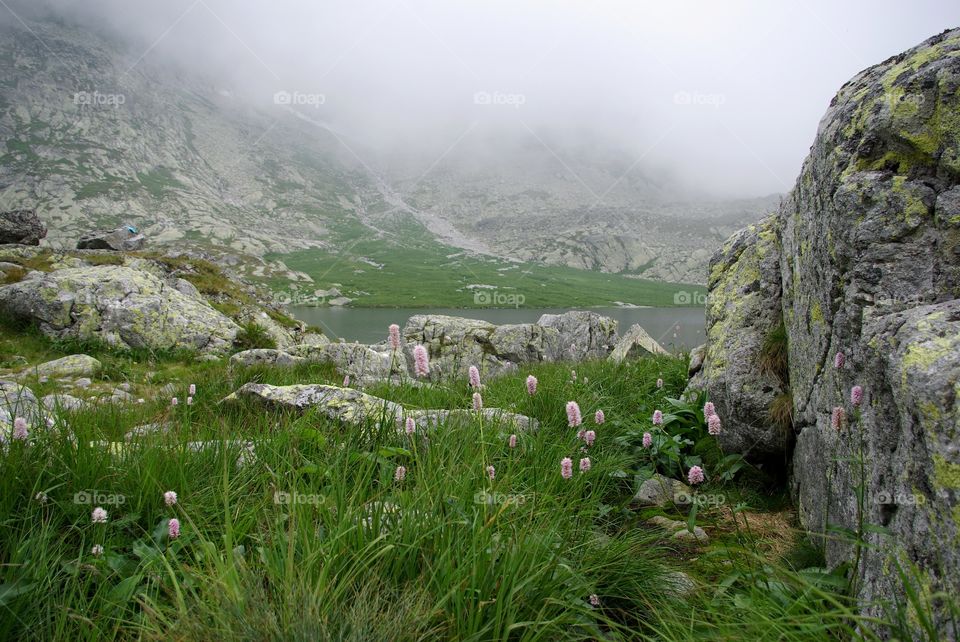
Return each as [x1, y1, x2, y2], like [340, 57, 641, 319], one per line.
[0, 321, 884, 641]
[269, 218, 707, 308]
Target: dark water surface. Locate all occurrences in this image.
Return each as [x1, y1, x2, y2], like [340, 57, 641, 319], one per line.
[288, 307, 705, 352]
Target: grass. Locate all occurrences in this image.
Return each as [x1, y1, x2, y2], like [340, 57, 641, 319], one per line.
[0, 320, 919, 640]
[268, 217, 706, 309]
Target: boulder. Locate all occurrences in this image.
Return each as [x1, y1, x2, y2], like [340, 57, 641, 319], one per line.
[0, 209, 46, 245]
[76, 226, 145, 251]
[536, 310, 618, 360]
[687, 216, 787, 459]
[230, 349, 304, 368]
[34, 354, 102, 378]
[321, 343, 395, 380]
[403, 315, 512, 380]
[41, 394, 85, 412]
[0, 380, 40, 422]
[687, 343, 706, 377]
[608, 323, 667, 362]
[693, 29, 960, 634]
[223, 383, 538, 432]
[0, 266, 239, 353]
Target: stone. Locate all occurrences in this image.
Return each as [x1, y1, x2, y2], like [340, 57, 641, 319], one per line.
[73, 378, 92, 388]
[633, 474, 693, 507]
[687, 343, 706, 377]
[536, 310, 618, 360]
[686, 216, 787, 459]
[608, 323, 667, 362]
[320, 343, 395, 380]
[0, 209, 46, 245]
[76, 226, 145, 251]
[230, 349, 305, 368]
[41, 394, 85, 412]
[223, 383, 538, 432]
[34, 354, 102, 378]
[0, 266, 239, 353]
[124, 422, 173, 441]
[672, 527, 709, 544]
[693, 29, 960, 634]
[0, 380, 40, 421]
[646, 516, 709, 544]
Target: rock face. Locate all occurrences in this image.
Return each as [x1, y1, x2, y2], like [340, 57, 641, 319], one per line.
[691, 30, 960, 634]
[76, 226, 145, 251]
[0, 266, 239, 353]
[0, 209, 47, 245]
[687, 216, 787, 458]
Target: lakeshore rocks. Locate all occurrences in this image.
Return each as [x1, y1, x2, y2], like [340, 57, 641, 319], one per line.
[537, 310, 618, 361]
[690, 29, 960, 634]
[230, 349, 305, 368]
[0, 209, 46, 245]
[76, 226, 145, 251]
[0, 266, 239, 353]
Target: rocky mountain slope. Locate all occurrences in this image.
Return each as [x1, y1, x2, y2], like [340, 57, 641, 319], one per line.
[0, 16, 772, 287]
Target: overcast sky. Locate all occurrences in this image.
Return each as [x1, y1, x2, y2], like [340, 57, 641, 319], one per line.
[9, 0, 960, 197]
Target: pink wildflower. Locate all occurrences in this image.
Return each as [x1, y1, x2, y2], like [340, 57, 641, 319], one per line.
[584, 430, 596, 447]
[469, 365, 481, 388]
[171, 397, 178, 406]
[566, 401, 582, 427]
[577, 430, 585, 440]
[571, 370, 577, 381]
[589, 594, 600, 607]
[473, 392, 483, 411]
[831, 406, 845, 430]
[394, 465, 406, 482]
[851, 385, 864, 407]
[388, 324, 401, 350]
[526, 375, 538, 396]
[91, 507, 108, 523]
[486, 465, 495, 480]
[707, 414, 722, 436]
[560, 457, 573, 479]
[168, 518, 180, 539]
[12, 417, 28, 441]
[703, 401, 716, 417]
[652, 410, 663, 425]
[579, 457, 591, 473]
[413, 345, 430, 378]
[91, 544, 104, 556]
[642, 432, 652, 448]
[595, 409, 605, 425]
[405, 417, 416, 435]
[186, 396, 193, 406]
[657, 378, 663, 389]
[164, 490, 178, 506]
[189, 384, 196, 396]
[834, 352, 845, 369]
[343, 375, 350, 387]
[688, 465, 705, 485]
[509, 434, 517, 448]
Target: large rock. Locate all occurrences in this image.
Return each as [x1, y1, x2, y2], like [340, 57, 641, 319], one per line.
[34, 354, 102, 378]
[687, 216, 787, 458]
[402, 315, 515, 380]
[536, 311, 618, 360]
[693, 29, 960, 634]
[223, 383, 538, 432]
[0, 380, 40, 423]
[0, 266, 239, 353]
[230, 349, 304, 368]
[76, 226, 145, 251]
[608, 323, 667, 363]
[0, 209, 46, 245]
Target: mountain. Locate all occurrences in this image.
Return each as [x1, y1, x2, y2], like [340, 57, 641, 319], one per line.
[0, 16, 774, 292]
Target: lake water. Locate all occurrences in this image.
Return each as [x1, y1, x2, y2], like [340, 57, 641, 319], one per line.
[288, 306, 705, 353]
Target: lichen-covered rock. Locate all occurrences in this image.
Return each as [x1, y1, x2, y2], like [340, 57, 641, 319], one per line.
[0, 380, 40, 422]
[76, 226, 145, 251]
[608, 323, 667, 362]
[223, 382, 538, 432]
[687, 343, 706, 377]
[0, 266, 239, 353]
[0, 209, 46, 245]
[321, 343, 395, 381]
[696, 29, 960, 635]
[34, 354, 102, 378]
[632, 474, 692, 507]
[42, 394, 85, 412]
[536, 310, 618, 361]
[230, 349, 304, 368]
[687, 215, 787, 458]
[403, 315, 514, 380]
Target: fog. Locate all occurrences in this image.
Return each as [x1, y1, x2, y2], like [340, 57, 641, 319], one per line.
[7, 0, 959, 197]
